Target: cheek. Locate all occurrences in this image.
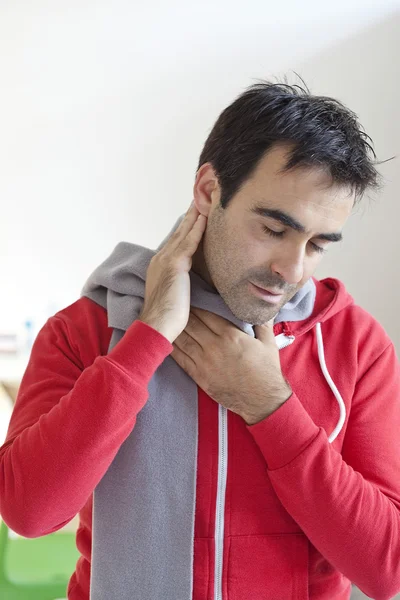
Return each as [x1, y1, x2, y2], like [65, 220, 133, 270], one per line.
[300, 254, 322, 283]
[236, 238, 269, 272]
[244, 224, 273, 255]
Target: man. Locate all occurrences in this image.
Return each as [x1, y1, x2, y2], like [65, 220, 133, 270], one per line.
[1, 80, 399, 600]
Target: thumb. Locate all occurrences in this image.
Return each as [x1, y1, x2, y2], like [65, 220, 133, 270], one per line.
[254, 318, 275, 343]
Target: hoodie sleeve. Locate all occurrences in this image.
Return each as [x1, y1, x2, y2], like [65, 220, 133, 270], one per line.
[246, 341, 400, 600]
[0, 314, 173, 538]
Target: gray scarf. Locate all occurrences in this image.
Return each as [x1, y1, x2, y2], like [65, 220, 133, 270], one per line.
[81, 214, 316, 600]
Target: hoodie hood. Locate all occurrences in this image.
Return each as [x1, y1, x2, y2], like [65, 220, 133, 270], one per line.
[289, 276, 355, 337]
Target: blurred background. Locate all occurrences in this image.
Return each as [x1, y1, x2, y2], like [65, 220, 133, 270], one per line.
[0, 1, 399, 598]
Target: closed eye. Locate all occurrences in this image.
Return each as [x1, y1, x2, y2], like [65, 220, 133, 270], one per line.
[262, 225, 284, 238]
[262, 225, 327, 255]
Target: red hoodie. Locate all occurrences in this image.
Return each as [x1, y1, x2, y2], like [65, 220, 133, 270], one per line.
[1, 276, 400, 600]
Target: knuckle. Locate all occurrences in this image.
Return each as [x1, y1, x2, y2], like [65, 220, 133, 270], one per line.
[204, 379, 215, 398]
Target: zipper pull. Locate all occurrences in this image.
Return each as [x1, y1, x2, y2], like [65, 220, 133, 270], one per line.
[275, 333, 295, 349]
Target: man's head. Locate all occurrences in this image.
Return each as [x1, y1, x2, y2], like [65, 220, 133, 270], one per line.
[191, 80, 380, 325]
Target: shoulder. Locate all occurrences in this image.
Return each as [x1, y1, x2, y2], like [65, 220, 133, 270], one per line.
[343, 303, 394, 366]
[314, 277, 395, 368]
[51, 297, 113, 366]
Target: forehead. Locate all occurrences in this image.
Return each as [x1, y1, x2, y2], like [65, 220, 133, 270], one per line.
[241, 146, 354, 223]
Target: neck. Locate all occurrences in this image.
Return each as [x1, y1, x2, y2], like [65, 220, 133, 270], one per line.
[191, 240, 216, 291]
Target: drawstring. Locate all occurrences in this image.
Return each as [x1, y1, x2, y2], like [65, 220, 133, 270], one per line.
[315, 322, 346, 443]
[276, 323, 346, 443]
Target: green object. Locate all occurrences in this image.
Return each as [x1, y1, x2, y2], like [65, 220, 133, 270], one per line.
[0, 519, 79, 600]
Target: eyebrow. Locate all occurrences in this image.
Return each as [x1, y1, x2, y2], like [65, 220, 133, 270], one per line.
[250, 205, 343, 243]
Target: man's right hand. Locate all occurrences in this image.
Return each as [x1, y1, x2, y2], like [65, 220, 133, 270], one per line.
[138, 202, 207, 344]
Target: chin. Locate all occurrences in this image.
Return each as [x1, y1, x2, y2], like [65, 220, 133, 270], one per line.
[227, 300, 281, 326]
[250, 310, 280, 326]
[218, 284, 269, 322]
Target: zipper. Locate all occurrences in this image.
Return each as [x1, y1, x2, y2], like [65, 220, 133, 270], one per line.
[214, 403, 228, 600]
[213, 333, 295, 600]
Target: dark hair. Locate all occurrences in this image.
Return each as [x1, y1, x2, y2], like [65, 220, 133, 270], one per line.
[197, 78, 382, 207]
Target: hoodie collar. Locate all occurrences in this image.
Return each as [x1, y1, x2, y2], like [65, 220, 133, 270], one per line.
[279, 277, 355, 338]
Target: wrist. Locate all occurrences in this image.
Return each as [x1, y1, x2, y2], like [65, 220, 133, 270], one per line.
[138, 315, 174, 344]
[241, 385, 293, 426]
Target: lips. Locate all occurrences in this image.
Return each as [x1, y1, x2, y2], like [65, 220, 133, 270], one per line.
[252, 283, 283, 295]
[249, 282, 284, 304]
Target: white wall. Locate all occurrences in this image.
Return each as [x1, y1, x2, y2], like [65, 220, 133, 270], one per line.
[303, 15, 400, 349]
[0, 0, 399, 350]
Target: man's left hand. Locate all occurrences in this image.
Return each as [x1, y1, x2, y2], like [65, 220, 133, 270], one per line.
[171, 307, 293, 425]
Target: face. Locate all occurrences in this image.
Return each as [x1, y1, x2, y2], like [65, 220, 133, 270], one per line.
[192, 144, 354, 325]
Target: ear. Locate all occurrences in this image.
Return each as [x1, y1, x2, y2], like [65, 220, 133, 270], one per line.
[193, 162, 220, 218]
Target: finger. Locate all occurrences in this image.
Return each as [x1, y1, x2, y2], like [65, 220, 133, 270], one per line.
[185, 200, 195, 214]
[181, 214, 207, 256]
[253, 321, 274, 343]
[171, 202, 201, 244]
[171, 343, 196, 378]
[174, 329, 203, 354]
[190, 307, 230, 336]
[184, 313, 215, 346]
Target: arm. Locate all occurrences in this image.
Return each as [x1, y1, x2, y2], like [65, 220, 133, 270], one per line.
[246, 342, 400, 600]
[0, 313, 172, 538]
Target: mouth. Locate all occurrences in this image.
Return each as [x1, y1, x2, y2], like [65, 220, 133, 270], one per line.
[249, 282, 284, 305]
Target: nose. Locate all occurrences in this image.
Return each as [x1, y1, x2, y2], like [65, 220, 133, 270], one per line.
[270, 244, 305, 285]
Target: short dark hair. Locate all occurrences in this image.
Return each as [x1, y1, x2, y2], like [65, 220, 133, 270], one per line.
[197, 78, 382, 207]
